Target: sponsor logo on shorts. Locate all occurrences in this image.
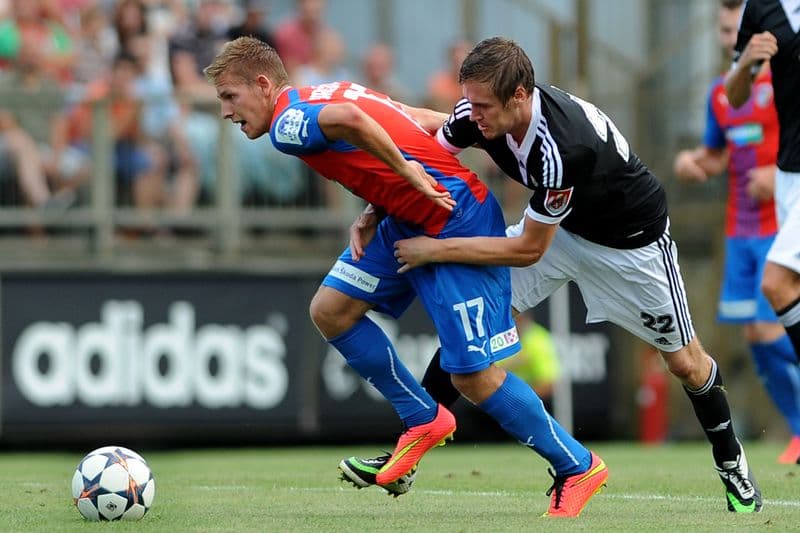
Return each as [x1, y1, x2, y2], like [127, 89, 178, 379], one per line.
[275, 108, 307, 145]
[654, 336, 671, 346]
[544, 187, 573, 216]
[328, 261, 380, 293]
[490, 326, 519, 353]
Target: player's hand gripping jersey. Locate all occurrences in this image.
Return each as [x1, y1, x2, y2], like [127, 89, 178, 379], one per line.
[270, 82, 488, 236]
[438, 85, 669, 249]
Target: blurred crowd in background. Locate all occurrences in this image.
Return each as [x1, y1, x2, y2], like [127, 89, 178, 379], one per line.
[0, 0, 502, 221]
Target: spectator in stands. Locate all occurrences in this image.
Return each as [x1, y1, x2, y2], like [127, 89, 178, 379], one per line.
[129, 33, 199, 215]
[68, 53, 162, 210]
[274, 0, 337, 80]
[294, 28, 349, 87]
[169, 0, 230, 79]
[71, 4, 117, 96]
[425, 38, 471, 112]
[0, 34, 86, 208]
[113, 0, 148, 56]
[227, 0, 275, 48]
[360, 43, 411, 104]
[0, 0, 76, 83]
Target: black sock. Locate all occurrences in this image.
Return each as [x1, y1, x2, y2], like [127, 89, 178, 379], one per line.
[420, 348, 461, 408]
[683, 360, 740, 466]
[777, 295, 800, 364]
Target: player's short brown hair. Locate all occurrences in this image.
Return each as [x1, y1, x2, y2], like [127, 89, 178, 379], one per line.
[459, 37, 535, 105]
[204, 36, 289, 86]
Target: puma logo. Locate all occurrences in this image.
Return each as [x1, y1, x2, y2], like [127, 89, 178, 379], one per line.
[467, 340, 488, 357]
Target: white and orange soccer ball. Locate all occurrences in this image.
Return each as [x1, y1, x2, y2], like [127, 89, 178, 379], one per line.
[71, 446, 156, 521]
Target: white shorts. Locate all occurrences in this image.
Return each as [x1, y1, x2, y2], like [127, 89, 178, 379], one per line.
[766, 168, 800, 274]
[507, 218, 695, 352]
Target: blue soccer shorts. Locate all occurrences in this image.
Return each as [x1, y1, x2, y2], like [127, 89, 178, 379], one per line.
[322, 199, 520, 374]
[717, 235, 777, 323]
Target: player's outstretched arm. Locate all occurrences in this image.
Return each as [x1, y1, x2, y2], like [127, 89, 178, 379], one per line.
[673, 147, 727, 182]
[725, 31, 777, 108]
[393, 216, 558, 273]
[317, 102, 455, 211]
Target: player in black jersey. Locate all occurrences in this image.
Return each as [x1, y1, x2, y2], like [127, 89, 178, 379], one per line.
[340, 37, 762, 513]
[726, 0, 800, 373]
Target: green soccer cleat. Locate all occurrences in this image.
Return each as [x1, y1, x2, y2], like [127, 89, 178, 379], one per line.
[338, 454, 417, 498]
[715, 444, 762, 513]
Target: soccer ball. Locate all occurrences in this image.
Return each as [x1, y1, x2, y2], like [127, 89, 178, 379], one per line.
[71, 446, 156, 521]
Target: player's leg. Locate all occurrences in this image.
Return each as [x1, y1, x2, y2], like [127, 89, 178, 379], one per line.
[313, 222, 440, 435]
[762, 261, 800, 361]
[310, 286, 436, 427]
[450, 364, 606, 517]
[574, 228, 760, 512]
[719, 235, 800, 463]
[420, 248, 605, 518]
[660, 337, 761, 512]
[747, 321, 800, 463]
[761, 169, 800, 363]
[321, 218, 456, 487]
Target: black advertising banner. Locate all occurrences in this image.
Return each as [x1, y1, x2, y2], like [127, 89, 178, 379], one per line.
[0, 272, 616, 446]
[0, 272, 319, 445]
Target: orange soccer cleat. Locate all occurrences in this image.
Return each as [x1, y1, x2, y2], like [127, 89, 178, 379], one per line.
[375, 404, 456, 485]
[543, 451, 608, 518]
[777, 435, 800, 465]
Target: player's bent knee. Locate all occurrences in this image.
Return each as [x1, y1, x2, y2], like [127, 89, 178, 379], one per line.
[308, 287, 369, 338]
[661, 342, 709, 385]
[451, 365, 507, 404]
[664, 355, 694, 382]
[761, 263, 800, 308]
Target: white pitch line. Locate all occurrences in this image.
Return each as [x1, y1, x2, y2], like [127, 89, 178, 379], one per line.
[285, 486, 800, 508]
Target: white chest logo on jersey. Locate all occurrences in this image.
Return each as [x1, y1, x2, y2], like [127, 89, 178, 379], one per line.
[544, 187, 573, 216]
[754, 83, 773, 108]
[275, 108, 307, 145]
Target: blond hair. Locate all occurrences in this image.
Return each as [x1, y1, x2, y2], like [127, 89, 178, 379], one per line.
[204, 36, 290, 86]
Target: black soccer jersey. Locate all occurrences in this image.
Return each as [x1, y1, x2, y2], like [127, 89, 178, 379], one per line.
[734, 0, 800, 171]
[437, 84, 667, 249]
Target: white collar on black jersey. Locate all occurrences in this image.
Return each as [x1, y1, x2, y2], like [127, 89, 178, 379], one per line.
[505, 86, 541, 158]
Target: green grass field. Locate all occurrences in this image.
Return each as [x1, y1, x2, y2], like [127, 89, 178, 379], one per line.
[2, 441, 798, 532]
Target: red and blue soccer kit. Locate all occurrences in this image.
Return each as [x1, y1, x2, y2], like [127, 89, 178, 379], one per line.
[269, 82, 520, 372]
[704, 71, 779, 322]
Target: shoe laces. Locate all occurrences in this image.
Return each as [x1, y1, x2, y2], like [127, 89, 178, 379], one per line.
[545, 468, 567, 509]
[721, 463, 753, 497]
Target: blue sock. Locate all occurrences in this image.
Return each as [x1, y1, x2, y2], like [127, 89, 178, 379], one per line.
[329, 317, 436, 427]
[478, 371, 591, 476]
[751, 337, 800, 436]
